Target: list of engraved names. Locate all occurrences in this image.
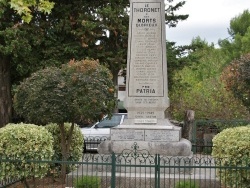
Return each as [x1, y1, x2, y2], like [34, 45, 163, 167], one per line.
[128, 2, 164, 97]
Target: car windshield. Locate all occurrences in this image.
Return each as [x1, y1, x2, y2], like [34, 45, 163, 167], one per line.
[95, 115, 123, 128]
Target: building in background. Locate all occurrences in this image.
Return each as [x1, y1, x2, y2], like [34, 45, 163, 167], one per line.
[117, 70, 127, 113]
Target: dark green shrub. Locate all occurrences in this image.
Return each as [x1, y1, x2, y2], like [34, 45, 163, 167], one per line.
[212, 126, 250, 187]
[0, 123, 54, 180]
[14, 59, 116, 125]
[73, 176, 101, 188]
[46, 123, 84, 173]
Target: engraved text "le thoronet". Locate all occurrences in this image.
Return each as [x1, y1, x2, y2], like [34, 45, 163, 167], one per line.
[136, 89, 156, 93]
[134, 8, 160, 12]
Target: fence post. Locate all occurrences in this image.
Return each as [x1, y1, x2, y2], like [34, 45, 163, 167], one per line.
[155, 154, 160, 188]
[183, 110, 195, 141]
[111, 152, 116, 188]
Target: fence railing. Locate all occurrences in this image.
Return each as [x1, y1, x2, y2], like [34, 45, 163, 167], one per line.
[83, 136, 108, 153]
[1, 142, 250, 188]
[192, 119, 250, 154]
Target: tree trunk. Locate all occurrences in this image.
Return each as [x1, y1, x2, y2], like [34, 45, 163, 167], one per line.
[112, 69, 119, 113]
[0, 56, 12, 128]
[59, 123, 67, 183]
[58, 123, 75, 183]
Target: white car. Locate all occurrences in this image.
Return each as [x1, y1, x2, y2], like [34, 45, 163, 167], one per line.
[81, 113, 127, 152]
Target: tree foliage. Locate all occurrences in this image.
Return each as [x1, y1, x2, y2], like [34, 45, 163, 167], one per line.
[0, 0, 54, 23]
[166, 41, 189, 91]
[169, 13, 250, 120]
[0, 0, 54, 127]
[0, 123, 54, 182]
[212, 126, 250, 188]
[165, 1, 188, 28]
[46, 123, 83, 174]
[216, 10, 250, 114]
[221, 53, 250, 112]
[228, 10, 250, 37]
[219, 9, 250, 61]
[14, 59, 116, 125]
[169, 39, 250, 120]
[167, 37, 210, 91]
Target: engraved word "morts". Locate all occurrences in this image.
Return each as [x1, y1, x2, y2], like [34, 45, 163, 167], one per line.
[137, 18, 156, 23]
[136, 89, 155, 93]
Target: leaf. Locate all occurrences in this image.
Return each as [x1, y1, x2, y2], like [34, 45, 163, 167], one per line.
[8, 0, 54, 23]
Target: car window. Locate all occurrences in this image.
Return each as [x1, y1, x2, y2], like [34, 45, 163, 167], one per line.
[83, 124, 94, 128]
[95, 115, 123, 128]
[77, 121, 94, 128]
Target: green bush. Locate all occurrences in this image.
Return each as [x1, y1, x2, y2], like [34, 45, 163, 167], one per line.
[0, 123, 54, 180]
[212, 126, 250, 187]
[175, 180, 199, 188]
[14, 59, 116, 125]
[73, 176, 101, 188]
[46, 123, 84, 172]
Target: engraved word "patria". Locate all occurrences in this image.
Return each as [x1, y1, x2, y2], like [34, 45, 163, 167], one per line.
[136, 89, 155, 93]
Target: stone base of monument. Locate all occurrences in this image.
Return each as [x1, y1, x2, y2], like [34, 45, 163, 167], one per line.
[98, 138, 192, 156]
[97, 120, 193, 174]
[98, 119, 193, 157]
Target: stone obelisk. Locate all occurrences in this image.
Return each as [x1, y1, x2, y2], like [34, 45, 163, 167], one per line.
[98, 0, 192, 156]
[125, 0, 169, 121]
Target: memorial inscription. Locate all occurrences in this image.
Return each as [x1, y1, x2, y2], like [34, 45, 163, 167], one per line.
[111, 129, 144, 141]
[124, 0, 169, 120]
[145, 130, 180, 142]
[128, 2, 164, 97]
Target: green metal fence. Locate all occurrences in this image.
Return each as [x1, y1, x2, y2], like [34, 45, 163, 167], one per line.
[192, 119, 250, 154]
[1, 142, 250, 188]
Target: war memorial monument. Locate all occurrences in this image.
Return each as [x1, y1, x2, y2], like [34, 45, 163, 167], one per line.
[98, 0, 192, 158]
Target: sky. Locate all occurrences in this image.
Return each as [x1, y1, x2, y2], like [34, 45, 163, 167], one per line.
[166, 0, 250, 47]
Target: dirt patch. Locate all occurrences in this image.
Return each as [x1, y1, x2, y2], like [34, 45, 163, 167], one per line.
[7, 177, 67, 188]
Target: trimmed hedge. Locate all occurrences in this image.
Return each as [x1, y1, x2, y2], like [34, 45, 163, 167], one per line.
[212, 126, 250, 187]
[0, 123, 54, 180]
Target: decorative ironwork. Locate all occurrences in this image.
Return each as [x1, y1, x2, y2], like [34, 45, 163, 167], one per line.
[1, 150, 250, 187]
[116, 142, 155, 164]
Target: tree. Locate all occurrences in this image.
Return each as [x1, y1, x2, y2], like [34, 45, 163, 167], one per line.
[221, 53, 250, 112]
[228, 10, 250, 37]
[166, 41, 187, 91]
[167, 37, 215, 92]
[0, 0, 54, 23]
[169, 39, 250, 120]
[14, 59, 116, 181]
[165, 0, 189, 91]
[212, 10, 250, 116]
[219, 10, 250, 61]
[165, 1, 188, 27]
[0, 0, 54, 127]
[166, 38, 203, 92]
